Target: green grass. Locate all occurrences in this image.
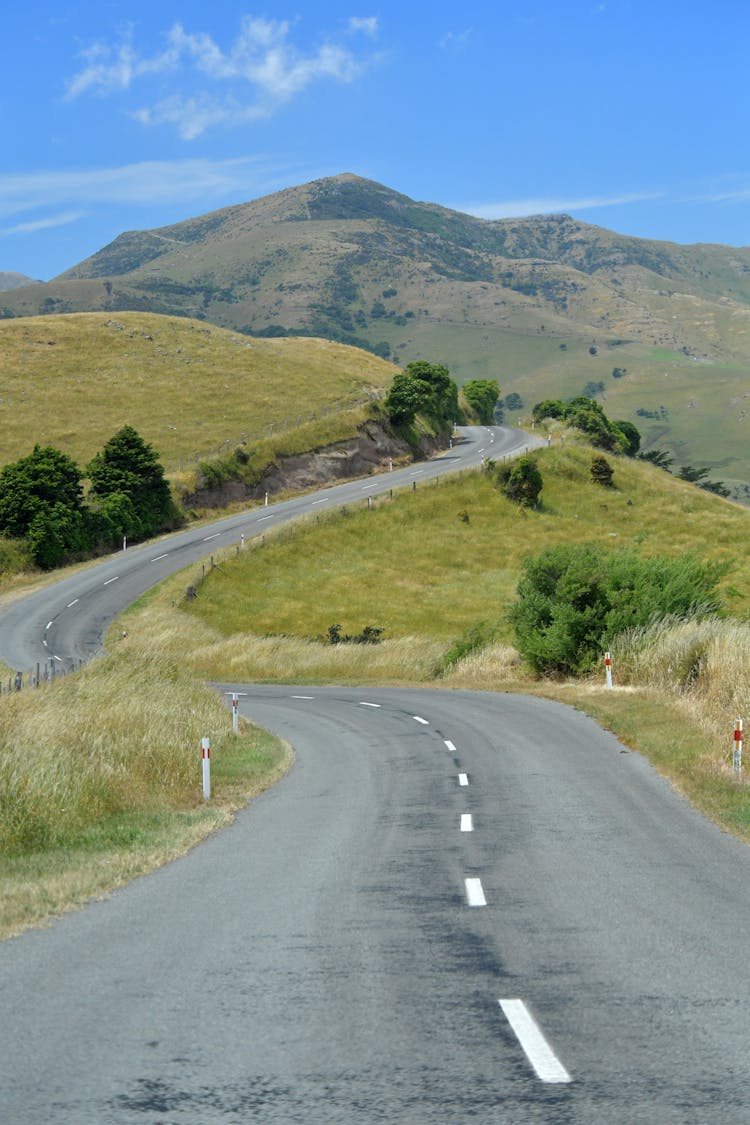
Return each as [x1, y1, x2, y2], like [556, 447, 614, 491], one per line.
[185, 444, 750, 647]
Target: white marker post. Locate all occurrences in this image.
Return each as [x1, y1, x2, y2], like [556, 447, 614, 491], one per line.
[231, 692, 239, 735]
[733, 718, 743, 777]
[604, 651, 613, 689]
[201, 737, 211, 800]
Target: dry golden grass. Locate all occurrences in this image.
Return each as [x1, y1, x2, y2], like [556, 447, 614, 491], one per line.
[0, 311, 395, 469]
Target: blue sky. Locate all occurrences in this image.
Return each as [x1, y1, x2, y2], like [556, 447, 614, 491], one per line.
[4, 1, 750, 280]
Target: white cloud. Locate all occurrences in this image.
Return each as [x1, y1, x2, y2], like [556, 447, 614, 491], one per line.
[0, 158, 296, 221]
[0, 211, 84, 237]
[464, 191, 665, 219]
[65, 16, 374, 137]
[348, 17, 378, 37]
[439, 28, 473, 50]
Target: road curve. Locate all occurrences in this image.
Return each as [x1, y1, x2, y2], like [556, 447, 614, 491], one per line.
[0, 424, 540, 672]
[2, 685, 750, 1123]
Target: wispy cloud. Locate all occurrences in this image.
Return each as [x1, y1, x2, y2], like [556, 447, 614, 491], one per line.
[65, 16, 377, 138]
[464, 191, 665, 219]
[0, 157, 299, 222]
[439, 28, 473, 50]
[0, 211, 84, 237]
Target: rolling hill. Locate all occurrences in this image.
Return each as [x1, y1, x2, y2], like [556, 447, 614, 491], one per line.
[3, 173, 750, 493]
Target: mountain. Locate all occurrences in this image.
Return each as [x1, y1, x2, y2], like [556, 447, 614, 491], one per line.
[0, 271, 39, 292]
[3, 173, 750, 494]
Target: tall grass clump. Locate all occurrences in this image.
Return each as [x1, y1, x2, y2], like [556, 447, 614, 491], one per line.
[0, 648, 240, 855]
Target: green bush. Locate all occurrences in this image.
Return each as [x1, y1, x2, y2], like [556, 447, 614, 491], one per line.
[510, 543, 726, 676]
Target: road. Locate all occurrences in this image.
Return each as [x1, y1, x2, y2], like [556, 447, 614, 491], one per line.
[0, 424, 539, 672]
[3, 685, 750, 1123]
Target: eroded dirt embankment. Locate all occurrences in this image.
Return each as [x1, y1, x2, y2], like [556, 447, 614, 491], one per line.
[184, 419, 446, 509]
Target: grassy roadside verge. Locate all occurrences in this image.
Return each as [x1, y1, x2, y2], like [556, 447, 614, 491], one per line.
[0, 651, 291, 940]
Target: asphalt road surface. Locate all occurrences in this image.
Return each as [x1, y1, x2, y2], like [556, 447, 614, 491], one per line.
[3, 685, 750, 1123]
[0, 424, 539, 673]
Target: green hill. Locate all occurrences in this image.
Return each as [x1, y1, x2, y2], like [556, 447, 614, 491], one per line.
[3, 174, 750, 491]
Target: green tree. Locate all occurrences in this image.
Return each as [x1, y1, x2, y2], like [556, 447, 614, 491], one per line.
[532, 399, 565, 423]
[613, 420, 641, 456]
[385, 362, 459, 427]
[0, 445, 95, 569]
[463, 379, 500, 424]
[87, 426, 177, 542]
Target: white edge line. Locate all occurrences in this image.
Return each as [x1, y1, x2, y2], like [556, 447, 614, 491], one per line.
[413, 715, 429, 725]
[460, 813, 473, 832]
[465, 877, 486, 907]
[498, 999, 572, 1084]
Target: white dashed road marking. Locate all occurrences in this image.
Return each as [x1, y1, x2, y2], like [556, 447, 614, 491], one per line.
[458, 773, 469, 786]
[460, 814, 473, 832]
[498, 999, 572, 1084]
[465, 878, 486, 907]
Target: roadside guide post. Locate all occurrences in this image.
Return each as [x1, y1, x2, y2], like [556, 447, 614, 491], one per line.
[231, 692, 239, 735]
[604, 651, 613, 689]
[202, 737, 211, 800]
[733, 718, 743, 777]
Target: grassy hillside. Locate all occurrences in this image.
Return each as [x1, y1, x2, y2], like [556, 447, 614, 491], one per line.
[3, 175, 750, 492]
[180, 442, 750, 659]
[0, 311, 396, 470]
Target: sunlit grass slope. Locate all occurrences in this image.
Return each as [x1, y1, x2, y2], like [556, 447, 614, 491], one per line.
[0, 311, 396, 469]
[184, 443, 750, 650]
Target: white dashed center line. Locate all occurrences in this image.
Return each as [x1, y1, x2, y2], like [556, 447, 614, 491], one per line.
[359, 702, 381, 708]
[291, 695, 314, 700]
[66, 600, 79, 608]
[458, 772, 469, 786]
[444, 739, 457, 753]
[460, 813, 473, 832]
[202, 533, 220, 542]
[103, 576, 119, 585]
[498, 999, 572, 1084]
[465, 877, 486, 907]
[413, 715, 429, 725]
[151, 553, 169, 562]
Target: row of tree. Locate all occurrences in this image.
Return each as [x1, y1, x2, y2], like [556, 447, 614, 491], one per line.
[384, 361, 501, 428]
[0, 426, 179, 569]
[532, 396, 641, 455]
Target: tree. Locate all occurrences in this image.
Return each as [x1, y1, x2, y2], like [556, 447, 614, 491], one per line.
[532, 399, 565, 423]
[463, 379, 500, 424]
[613, 420, 641, 456]
[87, 426, 177, 542]
[385, 361, 459, 428]
[639, 449, 674, 471]
[0, 445, 93, 569]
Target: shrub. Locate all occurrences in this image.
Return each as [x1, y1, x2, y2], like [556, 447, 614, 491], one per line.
[590, 455, 614, 487]
[510, 543, 726, 676]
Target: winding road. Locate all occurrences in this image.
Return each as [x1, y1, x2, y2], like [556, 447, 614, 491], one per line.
[0, 425, 537, 673]
[2, 425, 750, 1122]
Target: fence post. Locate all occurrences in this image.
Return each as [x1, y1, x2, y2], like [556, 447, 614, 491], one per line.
[734, 718, 743, 776]
[202, 737, 211, 799]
